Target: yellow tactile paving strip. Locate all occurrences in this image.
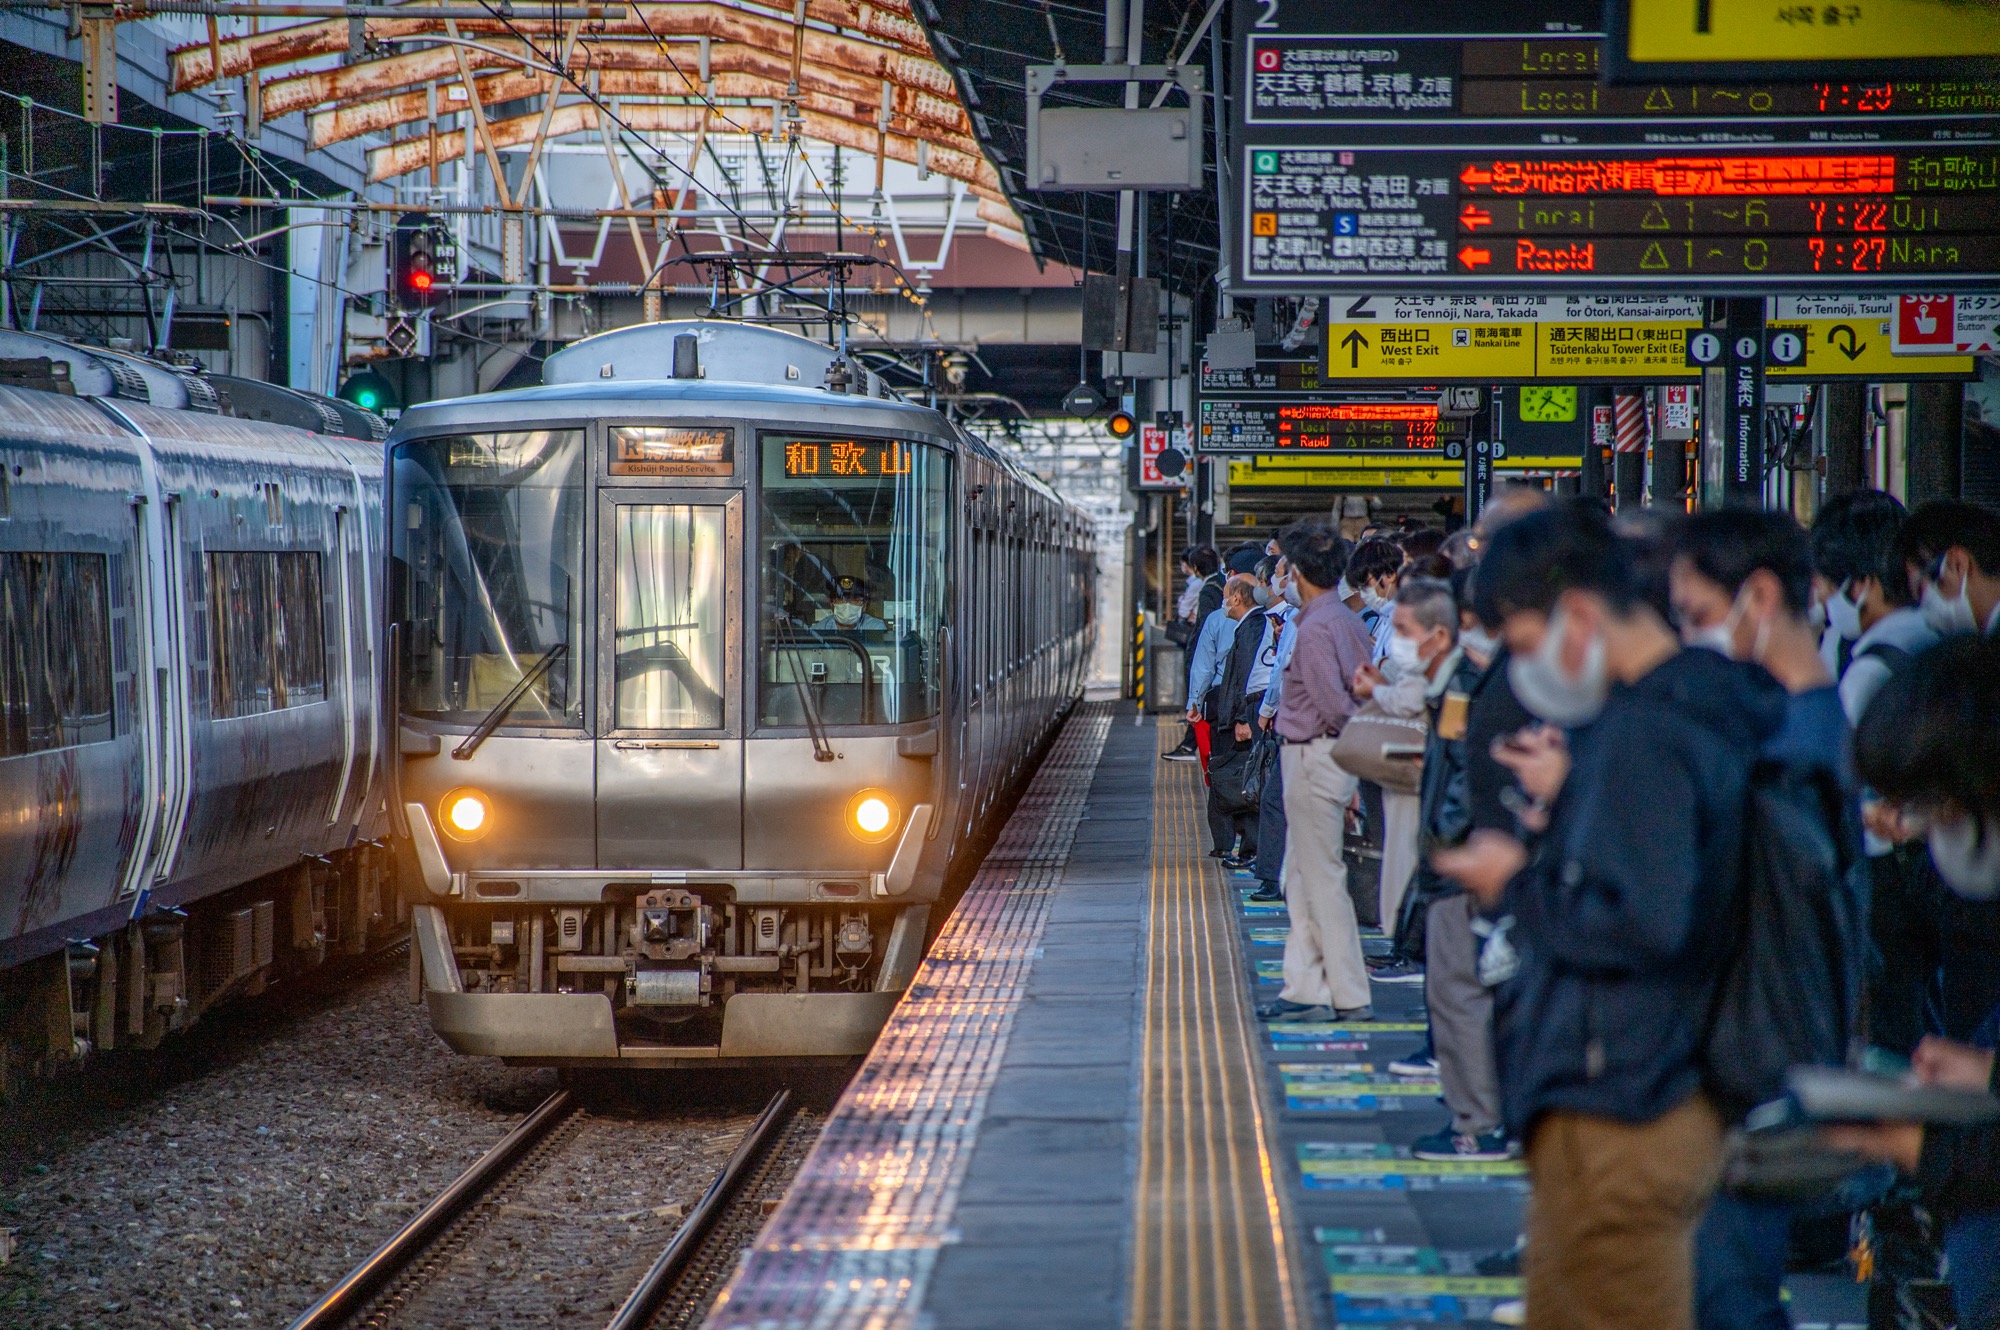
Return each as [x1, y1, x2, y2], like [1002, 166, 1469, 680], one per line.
[1131, 719, 1306, 1330]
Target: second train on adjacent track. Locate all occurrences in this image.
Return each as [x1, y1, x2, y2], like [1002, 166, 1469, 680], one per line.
[393, 321, 1093, 1066]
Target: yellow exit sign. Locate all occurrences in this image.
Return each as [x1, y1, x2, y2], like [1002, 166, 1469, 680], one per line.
[1612, 0, 2000, 81]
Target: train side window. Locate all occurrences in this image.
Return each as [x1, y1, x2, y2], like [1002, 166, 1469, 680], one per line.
[0, 551, 116, 757]
[207, 551, 326, 717]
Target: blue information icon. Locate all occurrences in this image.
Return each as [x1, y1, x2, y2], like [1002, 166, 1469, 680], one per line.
[1332, 213, 1359, 236]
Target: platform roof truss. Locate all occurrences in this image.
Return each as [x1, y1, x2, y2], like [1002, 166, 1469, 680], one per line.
[160, 0, 1021, 233]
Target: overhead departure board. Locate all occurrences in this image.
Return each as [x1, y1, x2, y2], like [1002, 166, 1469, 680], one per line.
[1230, 0, 2000, 292]
[1245, 38, 2000, 126]
[1242, 145, 2000, 290]
[1198, 398, 1470, 453]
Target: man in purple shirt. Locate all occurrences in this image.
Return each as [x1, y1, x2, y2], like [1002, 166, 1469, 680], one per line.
[1262, 521, 1378, 1022]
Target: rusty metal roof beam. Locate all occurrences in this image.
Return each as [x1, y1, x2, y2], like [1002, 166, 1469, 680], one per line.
[171, 2, 940, 89]
[366, 98, 1003, 199]
[307, 62, 971, 149]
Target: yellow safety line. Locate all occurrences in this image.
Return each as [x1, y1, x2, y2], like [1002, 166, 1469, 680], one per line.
[1130, 719, 1302, 1330]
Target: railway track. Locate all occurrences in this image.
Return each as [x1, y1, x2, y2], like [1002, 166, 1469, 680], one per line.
[287, 1085, 805, 1330]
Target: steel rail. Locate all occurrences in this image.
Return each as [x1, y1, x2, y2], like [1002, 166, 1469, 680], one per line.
[601, 1088, 792, 1330]
[284, 1087, 576, 1330]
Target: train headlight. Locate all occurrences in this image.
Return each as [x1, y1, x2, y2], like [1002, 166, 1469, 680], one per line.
[846, 789, 900, 844]
[440, 787, 493, 842]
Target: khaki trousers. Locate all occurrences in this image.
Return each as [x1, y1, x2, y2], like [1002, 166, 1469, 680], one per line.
[1277, 737, 1371, 1011]
[1523, 1094, 1726, 1330]
[1380, 788, 1421, 936]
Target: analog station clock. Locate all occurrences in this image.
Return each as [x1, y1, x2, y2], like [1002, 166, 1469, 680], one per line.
[1518, 385, 1579, 423]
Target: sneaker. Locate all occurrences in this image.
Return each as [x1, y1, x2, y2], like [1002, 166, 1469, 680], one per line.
[1221, 853, 1256, 871]
[1475, 1236, 1526, 1278]
[1256, 998, 1334, 1022]
[1333, 1004, 1374, 1022]
[1411, 1126, 1517, 1162]
[1388, 1052, 1440, 1078]
[1247, 882, 1282, 902]
[1163, 748, 1199, 763]
[1368, 960, 1425, 985]
[1490, 1300, 1525, 1327]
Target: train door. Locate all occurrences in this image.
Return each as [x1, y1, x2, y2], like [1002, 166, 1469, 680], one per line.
[594, 490, 744, 870]
[324, 502, 361, 830]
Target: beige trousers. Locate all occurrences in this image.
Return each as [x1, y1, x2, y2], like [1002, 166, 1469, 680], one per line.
[1277, 737, 1371, 1011]
[1380, 788, 1421, 937]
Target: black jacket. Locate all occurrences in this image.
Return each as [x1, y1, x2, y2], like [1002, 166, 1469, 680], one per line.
[1493, 648, 1788, 1134]
[1196, 573, 1226, 631]
[1464, 646, 1537, 837]
[1211, 608, 1268, 740]
[1418, 649, 1486, 856]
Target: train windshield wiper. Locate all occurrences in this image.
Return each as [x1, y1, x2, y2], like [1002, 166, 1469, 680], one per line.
[452, 643, 567, 760]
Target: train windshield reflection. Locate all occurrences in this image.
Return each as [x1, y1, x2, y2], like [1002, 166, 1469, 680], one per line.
[758, 434, 948, 727]
[392, 429, 586, 728]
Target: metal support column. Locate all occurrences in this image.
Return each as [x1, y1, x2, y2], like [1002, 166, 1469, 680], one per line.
[1820, 382, 1869, 500]
[1906, 381, 1965, 506]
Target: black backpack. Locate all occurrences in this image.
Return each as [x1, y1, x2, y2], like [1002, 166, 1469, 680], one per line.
[1702, 759, 1866, 1120]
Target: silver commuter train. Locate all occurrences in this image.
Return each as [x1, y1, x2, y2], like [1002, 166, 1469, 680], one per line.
[0, 330, 401, 1075]
[393, 321, 1092, 1066]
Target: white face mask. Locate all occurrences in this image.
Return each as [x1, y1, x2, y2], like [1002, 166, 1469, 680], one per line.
[1461, 626, 1500, 661]
[1385, 632, 1426, 677]
[1252, 583, 1273, 607]
[1921, 576, 1979, 636]
[832, 601, 864, 626]
[1686, 589, 1748, 659]
[1508, 605, 1610, 728]
[1824, 583, 1862, 641]
[1282, 580, 1303, 608]
[1929, 814, 2000, 899]
[1360, 586, 1389, 612]
[1336, 577, 1354, 601]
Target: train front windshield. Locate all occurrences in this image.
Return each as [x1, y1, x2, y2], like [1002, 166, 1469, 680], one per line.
[392, 429, 586, 727]
[759, 434, 948, 727]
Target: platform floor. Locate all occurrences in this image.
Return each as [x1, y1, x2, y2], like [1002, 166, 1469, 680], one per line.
[708, 704, 1869, 1330]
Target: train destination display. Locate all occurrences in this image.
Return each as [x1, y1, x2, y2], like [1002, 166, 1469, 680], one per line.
[1242, 146, 2000, 290]
[1230, 2, 2000, 292]
[1244, 38, 2000, 125]
[1198, 399, 1471, 453]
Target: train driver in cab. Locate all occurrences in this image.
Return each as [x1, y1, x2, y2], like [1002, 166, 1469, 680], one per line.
[815, 575, 887, 633]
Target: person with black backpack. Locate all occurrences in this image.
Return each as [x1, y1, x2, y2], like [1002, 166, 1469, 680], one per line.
[1670, 510, 1864, 1330]
[1442, 503, 1788, 1330]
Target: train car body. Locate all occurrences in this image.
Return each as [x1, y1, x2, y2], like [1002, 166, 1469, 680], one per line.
[0, 334, 398, 1077]
[393, 322, 1092, 1066]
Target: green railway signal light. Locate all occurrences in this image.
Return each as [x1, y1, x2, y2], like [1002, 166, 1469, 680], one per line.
[338, 370, 396, 414]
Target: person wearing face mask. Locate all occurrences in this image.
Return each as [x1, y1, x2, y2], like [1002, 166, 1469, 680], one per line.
[1260, 521, 1379, 1024]
[1669, 510, 1863, 1330]
[813, 576, 887, 632]
[1205, 575, 1268, 867]
[1808, 491, 1933, 724]
[1247, 557, 1303, 903]
[1441, 502, 1788, 1330]
[1824, 637, 2000, 1330]
[1349, 580, 1454, 981]
[1347, 538, 1405, 663]
[1897, 501, 2000, 640]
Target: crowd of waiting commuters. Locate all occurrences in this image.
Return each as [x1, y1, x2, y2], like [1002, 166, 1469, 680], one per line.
[1167, 493, 2000, 1330]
